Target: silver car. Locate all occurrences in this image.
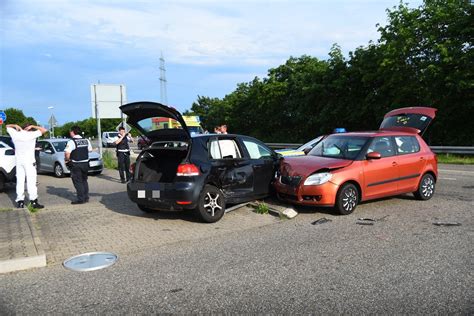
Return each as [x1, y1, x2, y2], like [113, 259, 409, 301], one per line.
[36, 139, 103, 177]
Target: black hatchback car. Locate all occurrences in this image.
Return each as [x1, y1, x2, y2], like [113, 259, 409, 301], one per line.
[121, 101, 279, 223]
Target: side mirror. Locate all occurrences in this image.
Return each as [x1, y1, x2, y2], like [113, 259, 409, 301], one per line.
[366, 152, 382, 160]
[303, 147, 311, 155]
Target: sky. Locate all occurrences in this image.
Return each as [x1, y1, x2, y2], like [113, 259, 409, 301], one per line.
[0, 0, 422, 127]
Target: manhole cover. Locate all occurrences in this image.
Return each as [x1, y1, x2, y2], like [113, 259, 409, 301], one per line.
[63, 252, 118, 272]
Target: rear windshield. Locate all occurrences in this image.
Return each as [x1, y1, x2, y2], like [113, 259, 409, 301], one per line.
[107, 132, 119, 138]
[380, 113, 432, 131]
[52, 141, 68, 152]
[309, 136, 369, 160]
[138, 117, 185, 132]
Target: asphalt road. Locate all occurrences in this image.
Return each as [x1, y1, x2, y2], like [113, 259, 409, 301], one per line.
[0, 164, 473, 314]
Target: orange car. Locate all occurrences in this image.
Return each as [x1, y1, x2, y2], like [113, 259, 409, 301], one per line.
[274, 107, 438, 214]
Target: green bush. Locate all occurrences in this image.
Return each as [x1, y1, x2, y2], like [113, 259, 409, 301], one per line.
[255, 201, 269, 214]
[102, 150, 118, 169]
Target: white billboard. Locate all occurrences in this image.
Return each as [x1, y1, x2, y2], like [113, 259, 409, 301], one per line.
[90, 84, 127, 119]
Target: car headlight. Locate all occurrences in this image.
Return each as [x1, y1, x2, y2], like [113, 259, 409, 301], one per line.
[303, 172, 332, 186]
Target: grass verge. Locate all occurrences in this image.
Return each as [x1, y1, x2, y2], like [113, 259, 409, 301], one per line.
[0, 208, 14, 212]
[102, 150, 118, 170]
[437, 154, 474, 165]
[27, 203, 39, 213]
[254, 201, 270, 214]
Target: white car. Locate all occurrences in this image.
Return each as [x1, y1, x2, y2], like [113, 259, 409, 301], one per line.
[0, 137, 16, 191]
[102, 131, 119, 147]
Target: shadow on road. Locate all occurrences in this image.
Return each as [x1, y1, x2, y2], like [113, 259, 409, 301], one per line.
[2, 183, 17, 207]
[97, 191, 202, 223]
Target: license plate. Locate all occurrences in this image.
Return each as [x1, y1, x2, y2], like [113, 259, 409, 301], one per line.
[89, 161, 100, 167]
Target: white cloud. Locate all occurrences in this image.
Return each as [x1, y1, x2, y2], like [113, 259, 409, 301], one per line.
[1, 0, 414, 67]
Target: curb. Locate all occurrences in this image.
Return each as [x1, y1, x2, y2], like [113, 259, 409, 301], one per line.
[0, 210, 47, 274]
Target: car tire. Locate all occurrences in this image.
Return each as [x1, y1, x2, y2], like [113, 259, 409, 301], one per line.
[54, 163, 65, 178]
[196, 185, 225, 223]
[137, 204, 155, 213]
[335, 183, 359, 215]
[0, 173, 5, 192]
[414, 173, 435, 200]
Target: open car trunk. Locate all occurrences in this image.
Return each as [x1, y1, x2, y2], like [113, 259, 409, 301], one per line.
[135, 145, 189, 183]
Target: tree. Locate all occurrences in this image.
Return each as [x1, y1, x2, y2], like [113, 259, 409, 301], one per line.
[185, 1, 472, 145]
[1, 108, 38, 135]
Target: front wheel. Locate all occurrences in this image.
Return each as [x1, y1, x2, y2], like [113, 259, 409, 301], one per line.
[335, 183, 359, 215]
[54, 163, 65, 178]
[0, 173, 5, 192]
[196, 185, 225, 223]
[414, 173, 435, 200]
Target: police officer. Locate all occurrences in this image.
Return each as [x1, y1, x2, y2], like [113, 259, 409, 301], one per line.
[6, 123, 47, 208]
[114, 126, 133, 183]
[64, 126, 92, 204]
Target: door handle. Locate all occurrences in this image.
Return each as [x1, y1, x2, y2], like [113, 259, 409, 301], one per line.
[254, 165, 263, 169]
[392, 162, 397, 166]
[218, 167, 226, 171]
[420, 157, 425, 160]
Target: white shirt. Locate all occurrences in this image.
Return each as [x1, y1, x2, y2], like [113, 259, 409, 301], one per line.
[65, 135, 93, 154]
[7, 127, 42, 163]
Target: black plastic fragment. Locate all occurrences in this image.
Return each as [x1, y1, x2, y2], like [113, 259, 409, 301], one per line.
[432, 222, 461, 227]
[356, 221, 374, 226]
[312, 218, 332, 225]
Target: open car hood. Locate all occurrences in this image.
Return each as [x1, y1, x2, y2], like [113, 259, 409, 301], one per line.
[280, 156, 353, 177]
[380, 107, 437, 135]
[120, 101, 190, 142]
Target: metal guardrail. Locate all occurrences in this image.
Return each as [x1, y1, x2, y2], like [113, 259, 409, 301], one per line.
[266, 143, 474, 155]
[430, 146, 474, 155]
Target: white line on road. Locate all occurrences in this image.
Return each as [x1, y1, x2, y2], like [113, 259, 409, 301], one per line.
[439, 177, 457, 181]
[438, 169, 474, 175]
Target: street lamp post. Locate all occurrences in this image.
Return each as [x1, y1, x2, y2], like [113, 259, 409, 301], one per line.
[48, 106, 54, 138]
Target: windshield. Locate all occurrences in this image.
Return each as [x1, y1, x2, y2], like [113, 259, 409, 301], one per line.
[297, 135, 324, 151]
[188, 126, 204, 135]
[309, 135, 369, 160]
[52, 141, 68, 152]
[107, 132, 119, 138]
[137, 117, 184, 132]
[0, 136, 14, 148]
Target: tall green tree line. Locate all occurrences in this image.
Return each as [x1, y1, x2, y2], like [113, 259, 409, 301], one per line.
[189, 1, 473, 145]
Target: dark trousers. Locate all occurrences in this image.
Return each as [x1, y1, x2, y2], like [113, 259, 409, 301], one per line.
[71, 162, 89, 202]
[117, 151, 131, 181]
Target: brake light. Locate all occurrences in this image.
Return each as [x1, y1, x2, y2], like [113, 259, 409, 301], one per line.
[130, 162, 136, 174]
[176, 201, 192, 205]
[176, 163, 200, 176]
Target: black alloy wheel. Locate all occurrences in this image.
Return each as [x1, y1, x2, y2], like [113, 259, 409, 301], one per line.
[196, 185, 225, 223]
[336, 183, 359, 215]
[0, 173, 5, 192]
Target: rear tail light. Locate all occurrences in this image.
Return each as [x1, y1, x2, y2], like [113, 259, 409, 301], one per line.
[130, 162, 136, 174]
[176, 163, 200, 176]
